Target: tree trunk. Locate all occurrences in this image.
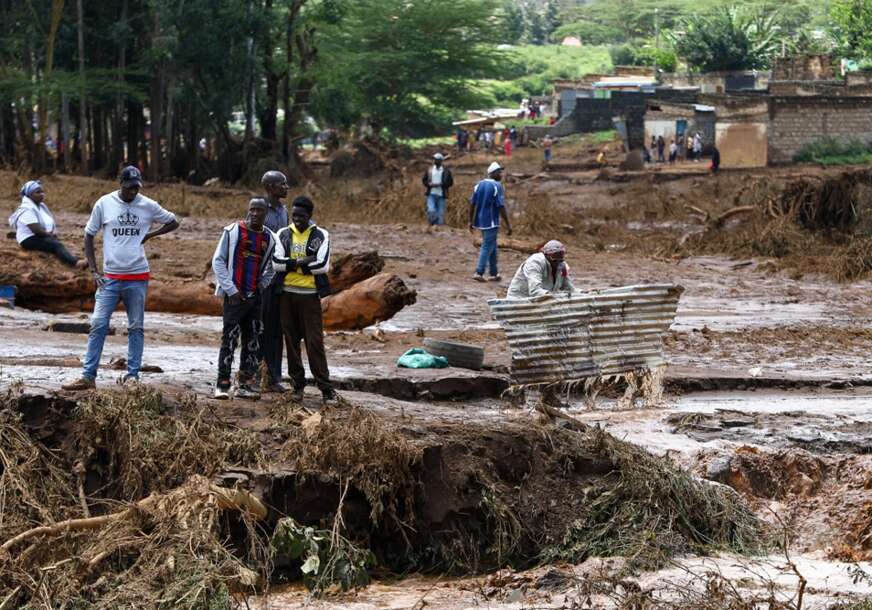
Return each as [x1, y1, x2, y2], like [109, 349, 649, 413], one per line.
[165, 75, 175, 175]
[111, 0, 128, 173]
[321, 273, 417, 331]
[61, 93, 71, 171]
[260, 0, 278, 144]
[38, 0, 65, 173]
[92, 105, 104, 170]
[244, 0, 256, 143]
[76, 0, 89, 172]
[149, 73, 163, 181]
[126, 99, 142, 168]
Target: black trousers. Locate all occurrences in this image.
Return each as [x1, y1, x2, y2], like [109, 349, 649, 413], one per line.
[280, 292, 332, 392]
[262, 286, 288, 384]
[21, 235, 79, 266]
[217, 294, 263, 385]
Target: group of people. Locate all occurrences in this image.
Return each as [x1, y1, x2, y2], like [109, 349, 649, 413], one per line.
[647, 132, 704, 165]
[11, 154, 581, 402]
[9, 168, 337, 403]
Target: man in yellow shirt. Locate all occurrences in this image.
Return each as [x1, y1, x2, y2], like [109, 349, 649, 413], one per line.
[272, 196, 336, 404]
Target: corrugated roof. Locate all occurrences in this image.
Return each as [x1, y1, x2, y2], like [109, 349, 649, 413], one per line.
[487, 284, 684, 386]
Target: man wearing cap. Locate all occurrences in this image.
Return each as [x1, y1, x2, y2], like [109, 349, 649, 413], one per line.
[260, 170, 290, 392]
[469, 161, 512, 282]
[63, 166, 180, 390]
[507, 240, 575, 299]
[422, 153, 453, 226]
[211, 198, 276, 400]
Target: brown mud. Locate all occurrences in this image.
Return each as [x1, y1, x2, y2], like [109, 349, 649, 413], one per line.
[3, 138, 872, 606]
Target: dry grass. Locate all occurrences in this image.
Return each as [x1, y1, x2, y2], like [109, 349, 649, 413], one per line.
[0, 388, 268, 608]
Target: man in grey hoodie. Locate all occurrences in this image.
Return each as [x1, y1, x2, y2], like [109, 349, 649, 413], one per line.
[63, 166, 179, 390]
[506, 240, 575, 299]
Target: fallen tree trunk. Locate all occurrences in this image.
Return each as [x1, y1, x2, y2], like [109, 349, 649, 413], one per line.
[474, 236, 546, 254]
[329, 251, 384, 293]
[0, 480, 267, 554]
[322, 272, 417, 331]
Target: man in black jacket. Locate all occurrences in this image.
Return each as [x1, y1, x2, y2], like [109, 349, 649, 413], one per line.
[272, 196, 337, 405]
[422, 153, 454, 226]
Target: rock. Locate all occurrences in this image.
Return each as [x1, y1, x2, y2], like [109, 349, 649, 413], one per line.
[107, 357, 163, 373]
[46, 321, 114, 335]
[619, 149, 644, 171]
[706, 456, 733, 483]
[322, 273, 417, 331]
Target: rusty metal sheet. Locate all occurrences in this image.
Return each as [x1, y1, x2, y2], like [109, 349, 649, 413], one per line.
[487, 284, 684, 386]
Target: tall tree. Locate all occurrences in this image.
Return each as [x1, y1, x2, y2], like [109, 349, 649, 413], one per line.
[829, 0, 872, 59]
[312, 0, 504, 138]
[670, 6, 783, 72]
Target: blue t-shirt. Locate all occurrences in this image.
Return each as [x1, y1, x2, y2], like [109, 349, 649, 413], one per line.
[469, 178, 505, 229]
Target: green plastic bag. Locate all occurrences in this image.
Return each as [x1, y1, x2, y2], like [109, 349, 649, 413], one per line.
[397, 348, 449, 369]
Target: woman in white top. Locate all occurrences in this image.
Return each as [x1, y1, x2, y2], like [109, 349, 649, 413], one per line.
[8, 180, 86, 268]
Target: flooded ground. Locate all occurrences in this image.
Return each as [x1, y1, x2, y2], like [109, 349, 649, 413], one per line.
[3, 157, 872, 607]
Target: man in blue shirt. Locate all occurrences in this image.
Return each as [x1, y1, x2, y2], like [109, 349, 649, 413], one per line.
[469, 161, 512, 282]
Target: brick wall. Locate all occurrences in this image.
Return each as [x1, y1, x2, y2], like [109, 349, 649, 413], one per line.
[769, 96, 872, 163]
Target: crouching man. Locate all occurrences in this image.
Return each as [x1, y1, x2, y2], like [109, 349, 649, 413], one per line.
[211, 198, 276, 399]
[272, 196, 338, 405]
[507, 240, 575, 299]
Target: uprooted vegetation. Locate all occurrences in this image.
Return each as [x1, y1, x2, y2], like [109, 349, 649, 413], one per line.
[673, 170, 872, 281]
[0, 387, 764, 606]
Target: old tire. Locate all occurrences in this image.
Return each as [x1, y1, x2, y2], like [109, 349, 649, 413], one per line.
[423, 338, 485, 370]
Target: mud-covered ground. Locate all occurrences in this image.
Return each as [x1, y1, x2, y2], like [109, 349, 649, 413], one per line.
[2, 140, 872, 607]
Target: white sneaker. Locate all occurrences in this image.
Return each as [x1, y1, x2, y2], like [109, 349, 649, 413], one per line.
[473, 274, 485, 282]
[213, 386, 230, 400]
[235, 384, 261, 400]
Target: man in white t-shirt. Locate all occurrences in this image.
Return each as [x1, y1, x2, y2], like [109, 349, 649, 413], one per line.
[421, 153, 453, 226]
[63, 166, 180, 390]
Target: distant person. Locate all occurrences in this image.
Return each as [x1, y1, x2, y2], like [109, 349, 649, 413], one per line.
[657, 135, 665, 163]
[211, 198, 276, 400]
[272, 195, 337, 405]
[260, 170, 291, 392]
[668, 139, 678, 165]
[422, 152, 454, 226]
[504, 133, 512, 157]
[711, 146, 721, 174]
[543, 134, 553, 163]
[507, 240, 574, 299]
[686, 134, 693, 160]
[692, 132, 703, 162]
[596, 148, 606, 166]
[509, 126, 518, 145]
[9, 180, 87, 269]
[62, 166, 179, 390]
[469, 162, 512, 282]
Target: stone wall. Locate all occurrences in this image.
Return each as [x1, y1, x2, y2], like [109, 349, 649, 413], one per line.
[769, 96, 872, 163]
[772, 55, 834, 81]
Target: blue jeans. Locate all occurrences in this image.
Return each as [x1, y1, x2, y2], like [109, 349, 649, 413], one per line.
[83, 279, 147, 380]
[476, 227, 499, 277]
[426, 194, 446, 225]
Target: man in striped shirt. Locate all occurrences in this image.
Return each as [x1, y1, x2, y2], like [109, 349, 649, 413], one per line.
[211, 198, 276, 399]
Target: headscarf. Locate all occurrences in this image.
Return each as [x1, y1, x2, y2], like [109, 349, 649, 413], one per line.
[9, 180, 49, 229]
[541, 240, 566, 256]
[19, 180, 43, 198]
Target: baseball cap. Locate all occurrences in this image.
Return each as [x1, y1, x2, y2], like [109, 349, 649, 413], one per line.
[120, 166, 143, 188]
[433, 153, 445, 161]
[487, 161, 503, 175]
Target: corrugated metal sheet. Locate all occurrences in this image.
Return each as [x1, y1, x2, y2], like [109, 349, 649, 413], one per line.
[487, 284, 684, 386]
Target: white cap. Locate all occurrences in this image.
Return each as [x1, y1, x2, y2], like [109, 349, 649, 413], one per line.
[487, 161, 503, 175]
[433, 153, 444, 160]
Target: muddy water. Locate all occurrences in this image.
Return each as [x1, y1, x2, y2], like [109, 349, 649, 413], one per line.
[249, 554, 872, 609]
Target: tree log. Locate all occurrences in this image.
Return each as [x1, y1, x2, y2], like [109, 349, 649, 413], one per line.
[474, 236, 546, 254]
[0, 481, 266, 554]
[322, 272, 416, 331]
[329, 251, 384, 293]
